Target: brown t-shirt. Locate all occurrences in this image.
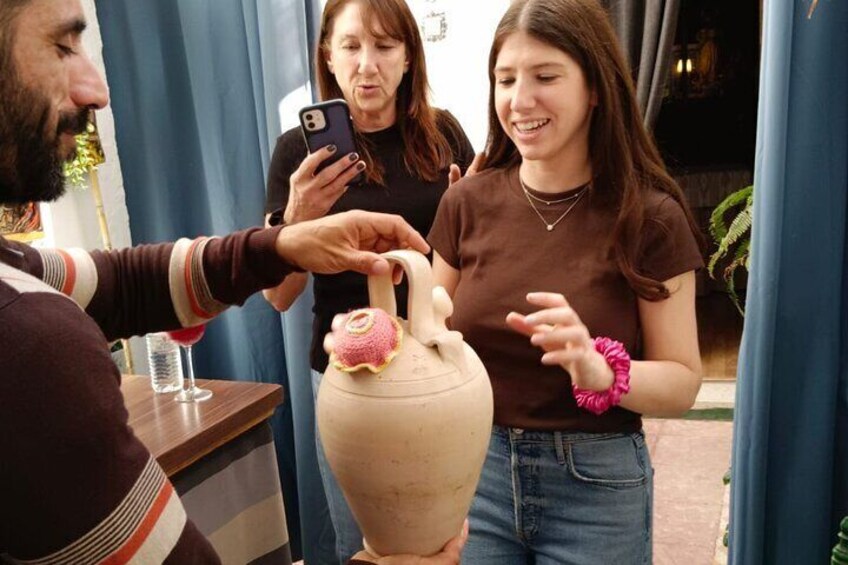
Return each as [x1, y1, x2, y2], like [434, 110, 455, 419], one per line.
[428, 166, 703, 432]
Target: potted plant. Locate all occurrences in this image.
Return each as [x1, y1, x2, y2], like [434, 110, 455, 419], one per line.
[708, 184, 753, 315]
[63, 121, 105, 188]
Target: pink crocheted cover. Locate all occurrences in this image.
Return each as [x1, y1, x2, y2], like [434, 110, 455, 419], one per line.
[330, 308, 403, 373]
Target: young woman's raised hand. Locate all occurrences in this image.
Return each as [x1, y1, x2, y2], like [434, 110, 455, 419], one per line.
[506, 292, 614, 392]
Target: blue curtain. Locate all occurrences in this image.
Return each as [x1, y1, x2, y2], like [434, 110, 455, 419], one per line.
[729, 1, 848, 563]
[94, 1, 318, 559]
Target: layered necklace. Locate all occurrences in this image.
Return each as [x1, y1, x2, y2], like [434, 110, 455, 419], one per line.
[519, 176, 589, 232]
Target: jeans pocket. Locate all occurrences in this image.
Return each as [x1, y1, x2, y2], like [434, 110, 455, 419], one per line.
[566, 433, 648, 488]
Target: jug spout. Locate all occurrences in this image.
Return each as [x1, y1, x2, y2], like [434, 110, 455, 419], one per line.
[427, 330, 467, 375]
[425, 285, 467, 374]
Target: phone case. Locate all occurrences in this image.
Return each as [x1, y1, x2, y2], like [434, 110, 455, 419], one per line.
[299, 99, 363, 182]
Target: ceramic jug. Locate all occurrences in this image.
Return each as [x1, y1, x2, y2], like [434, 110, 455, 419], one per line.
[317, 250, 493, 557]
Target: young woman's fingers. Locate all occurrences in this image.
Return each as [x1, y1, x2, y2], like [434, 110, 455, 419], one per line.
[523, 306, 580, 328]
[506, 312, 554, 338]
[530, 326, 589, 348]
[541, 349, 587, 366]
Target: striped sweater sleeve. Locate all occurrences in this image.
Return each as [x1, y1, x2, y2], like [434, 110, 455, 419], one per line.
[22, 226, 292, 340]
[0, 228, 292, 562]
[0, 265, 220, 563]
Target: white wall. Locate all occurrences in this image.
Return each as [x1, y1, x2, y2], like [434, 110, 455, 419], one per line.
[409, 0, 510, 151]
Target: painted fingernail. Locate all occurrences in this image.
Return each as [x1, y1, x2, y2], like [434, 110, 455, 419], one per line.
[327, 144, 337, 153]
[348, 152, 359, 161]
[356, 161, 366, 171]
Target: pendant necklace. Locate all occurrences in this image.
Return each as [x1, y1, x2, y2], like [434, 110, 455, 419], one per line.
[519, 176, 589, 232]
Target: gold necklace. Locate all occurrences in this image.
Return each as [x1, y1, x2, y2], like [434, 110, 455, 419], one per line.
[523, 187, 584, 206]
[519, 177, 588, 232]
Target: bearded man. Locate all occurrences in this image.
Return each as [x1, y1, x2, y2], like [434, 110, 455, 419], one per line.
[0, 2, 470, 563]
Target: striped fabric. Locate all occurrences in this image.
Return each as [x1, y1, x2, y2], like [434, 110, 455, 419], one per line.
[0, 261, 65, 300]
[168, 238, 228, 328]
[1, 228, 294, 564]
[37, 248, 98, 308]
[173, 423, 292, 565]
[18, 457, 186, 565]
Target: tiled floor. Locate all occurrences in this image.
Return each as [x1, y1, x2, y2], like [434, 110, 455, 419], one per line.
[646, 419, 733, 565]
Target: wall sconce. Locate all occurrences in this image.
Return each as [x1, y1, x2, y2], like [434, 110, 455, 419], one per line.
[419, 0, 448, 43]
[675, 58, 694, 75]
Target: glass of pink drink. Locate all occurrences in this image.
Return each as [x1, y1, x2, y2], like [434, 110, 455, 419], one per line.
[167, 324, 212, 402]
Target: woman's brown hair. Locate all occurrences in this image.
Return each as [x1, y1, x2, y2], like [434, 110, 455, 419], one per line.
[316, 0, 453, 185]
[482, 0, 703, 300]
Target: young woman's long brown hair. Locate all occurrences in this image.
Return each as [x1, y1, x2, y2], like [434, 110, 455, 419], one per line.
[482, 0, 703, 300]
[316, 0, 453, 185]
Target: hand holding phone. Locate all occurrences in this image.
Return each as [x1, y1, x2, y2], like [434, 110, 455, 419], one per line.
[283, 100, 366, 224]
[300, 99, 363, 178]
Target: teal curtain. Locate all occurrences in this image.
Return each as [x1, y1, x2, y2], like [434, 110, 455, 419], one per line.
[94, 1, 318, 558]
[729, 1, 848, 563]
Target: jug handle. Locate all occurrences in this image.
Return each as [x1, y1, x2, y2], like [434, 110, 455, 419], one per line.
[367, 250, 466, 372]
[368, 250, 439, 341]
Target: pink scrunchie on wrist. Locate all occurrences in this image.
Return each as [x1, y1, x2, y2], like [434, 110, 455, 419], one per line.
[572, 337, 631, 415]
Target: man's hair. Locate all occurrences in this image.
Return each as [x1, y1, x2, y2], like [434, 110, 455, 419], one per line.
[0, 0, 31, 66]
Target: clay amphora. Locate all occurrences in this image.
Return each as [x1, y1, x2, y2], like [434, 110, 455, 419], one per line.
[317, 250, 494, 557]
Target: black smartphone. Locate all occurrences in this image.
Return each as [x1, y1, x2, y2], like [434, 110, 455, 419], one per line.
[299, 99, 363, 184]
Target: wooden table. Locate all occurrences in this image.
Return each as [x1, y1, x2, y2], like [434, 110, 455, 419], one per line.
[121, 375, 291, 564]
[121, 375, 283, 475]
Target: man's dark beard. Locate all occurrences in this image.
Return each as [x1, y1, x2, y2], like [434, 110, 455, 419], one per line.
[0, 65, 90, 205]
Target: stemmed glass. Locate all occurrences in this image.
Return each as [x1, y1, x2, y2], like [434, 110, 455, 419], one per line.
[167, 324, 213, 402]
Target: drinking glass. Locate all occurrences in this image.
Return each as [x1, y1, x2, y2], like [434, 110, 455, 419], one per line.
[167, 324, 212, 402]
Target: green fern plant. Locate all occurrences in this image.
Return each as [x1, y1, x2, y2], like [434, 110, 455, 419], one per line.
[708, 185, 753, 316]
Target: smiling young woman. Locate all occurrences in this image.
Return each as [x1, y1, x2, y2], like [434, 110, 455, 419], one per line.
[428, 0, 705, 562]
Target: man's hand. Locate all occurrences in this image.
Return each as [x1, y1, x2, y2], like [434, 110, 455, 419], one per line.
[350, 520, 468, 564]
[275, 210, 430, 276]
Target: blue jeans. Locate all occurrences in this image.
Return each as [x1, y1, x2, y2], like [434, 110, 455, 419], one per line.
[463, 426, 653, 565]
[311, 370, 364, 563]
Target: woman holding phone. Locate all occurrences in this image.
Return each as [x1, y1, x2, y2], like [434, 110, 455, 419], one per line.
[263, 0, 477, 562]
